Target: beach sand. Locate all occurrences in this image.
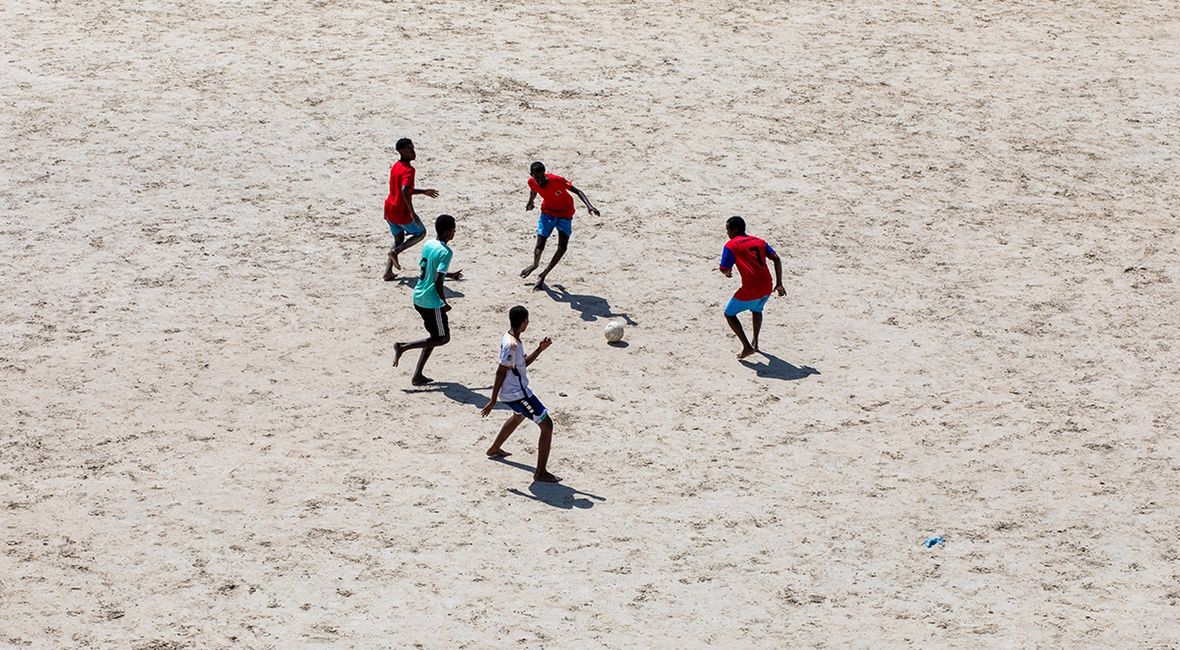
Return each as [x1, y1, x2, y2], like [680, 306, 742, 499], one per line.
[2, 0, 1178, 646]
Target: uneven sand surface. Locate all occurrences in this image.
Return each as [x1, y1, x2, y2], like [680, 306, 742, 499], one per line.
[2, 0, 1179, 646]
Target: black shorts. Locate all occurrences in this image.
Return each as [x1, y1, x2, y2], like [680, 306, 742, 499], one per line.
[416, 305, 449, 339]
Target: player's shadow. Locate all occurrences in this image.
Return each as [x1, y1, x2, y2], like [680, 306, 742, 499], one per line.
[739, 352, 820, 381]
[402, 382, 501, 411]
[542, 284, 636, 325]
[391, 276, 465, 299]
[492, 457, 606, 510]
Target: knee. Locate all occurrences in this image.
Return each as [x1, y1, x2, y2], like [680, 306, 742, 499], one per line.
[435, 335, 450, 346]
[540, 418, 554, 435]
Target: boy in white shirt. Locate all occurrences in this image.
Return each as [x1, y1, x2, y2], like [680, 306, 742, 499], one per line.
[480, 306, 559, 483]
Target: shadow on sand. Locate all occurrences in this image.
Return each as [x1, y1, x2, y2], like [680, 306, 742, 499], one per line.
[542, 284, 636, 325]
[739, 352, 820, 382]
[402, 382, 502, 411]
[391, 275, 465, 299]
[492, 457, 606, 510]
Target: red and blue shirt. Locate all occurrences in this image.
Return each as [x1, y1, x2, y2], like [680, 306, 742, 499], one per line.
[527, 174, 575, 219]
[720, 235, 777, 301]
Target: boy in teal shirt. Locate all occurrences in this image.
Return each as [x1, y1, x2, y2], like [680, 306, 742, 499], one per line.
[394, 214, 463, 385]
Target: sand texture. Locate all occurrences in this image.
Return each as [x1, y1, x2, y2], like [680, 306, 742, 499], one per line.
[2, 0, 1179, 647]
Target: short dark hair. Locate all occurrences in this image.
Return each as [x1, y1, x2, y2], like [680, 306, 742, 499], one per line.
[726, 216, 746, 234]
[435, 213, 455, 234]
[530, 161, 545, 174]
[395, 138, 413, 151]
[509, 305, 529, 329]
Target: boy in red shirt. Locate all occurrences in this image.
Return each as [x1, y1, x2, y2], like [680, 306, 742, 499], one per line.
[382, 138, 439, 281]
[519, 161, 600, 290]
[718, 216, 785, 359]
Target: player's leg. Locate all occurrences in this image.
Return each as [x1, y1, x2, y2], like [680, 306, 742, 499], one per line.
[393, 232, 425, 257]
[533, 228, 570, 290]
[725, 297, 757, 359]
[522, 216, 554, 277]
[392, 221, 426, 261]
[393, 336, 433, 367]
[384, 227, 405, 280]
[487, 413, 525, 458]
[534, 415, 559, 482]
[751, 311, 763, 352]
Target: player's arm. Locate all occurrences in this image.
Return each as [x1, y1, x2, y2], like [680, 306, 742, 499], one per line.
[524, 337, 552, 366]
[569, 185, 600, 217]
[481, 364, 512, 417]
[434, 272, 448, 308]
[413, 188, 439, 198]
[768, 245, 785, 295]
[526, 189, 538, 211]
[400, 184, 419, 222]
[718, 246, 735, 277]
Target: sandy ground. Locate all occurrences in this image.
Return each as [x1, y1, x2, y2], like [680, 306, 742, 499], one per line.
[2, 0, 1179, 647]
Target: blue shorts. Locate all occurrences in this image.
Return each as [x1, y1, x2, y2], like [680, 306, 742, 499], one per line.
[725, 295, 770, 317]
[504, 394, 549, 424]
[388, 220, 426, 238]
[536, 213, 572, 238]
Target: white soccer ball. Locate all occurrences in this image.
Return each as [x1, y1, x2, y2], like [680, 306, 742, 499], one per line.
[604, 321, 625, 343]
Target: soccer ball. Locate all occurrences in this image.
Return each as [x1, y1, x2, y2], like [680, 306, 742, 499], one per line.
[604, 321, 625, 343]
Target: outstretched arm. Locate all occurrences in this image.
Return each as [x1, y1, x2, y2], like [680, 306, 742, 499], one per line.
[414, 188, 439, 198]
[524, 337, 552, 366]
[570, 186, 600, 216]
[481, 365, 511, 416]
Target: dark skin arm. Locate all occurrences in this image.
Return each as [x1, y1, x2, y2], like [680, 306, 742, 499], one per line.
[569, 185, 600, 217]
[769, 252, 786, 295]
[480, 365, 511, 416]
[526, 189, 538, 211]
[433, 272, 452, 310]
[526, 337, 552, 366]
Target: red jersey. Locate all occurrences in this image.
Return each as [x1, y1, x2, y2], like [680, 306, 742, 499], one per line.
[383, 161, 415, 225]
[720, 235, 778, 301]
[527, 174, 575, 219]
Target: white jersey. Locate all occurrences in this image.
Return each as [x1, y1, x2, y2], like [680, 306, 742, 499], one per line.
[498, 332, 532, 402]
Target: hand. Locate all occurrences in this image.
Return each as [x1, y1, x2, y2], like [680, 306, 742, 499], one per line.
[525, 201, 535, 211]
[536, 336, 553, 352]
[480, 400, 495, 417]
[421, 188, 439, 199]
[442, 303, 452, 313]
[446, 270, 463, 280]
[775, 283, 786, 296]
[588, 207, 600, 217]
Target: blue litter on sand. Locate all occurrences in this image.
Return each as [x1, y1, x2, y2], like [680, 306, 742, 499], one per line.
[923, 536, 945, 548]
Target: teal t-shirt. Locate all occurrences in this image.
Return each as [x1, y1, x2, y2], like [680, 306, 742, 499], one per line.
[412, 240, 453, 309]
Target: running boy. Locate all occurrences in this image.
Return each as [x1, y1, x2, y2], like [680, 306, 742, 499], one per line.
[480, 306, 560, 483]
[718, 216, 785, 359]
[383, 138, 439, 281]
[393, 214, 463, 385]
[519, 161, 600, 290]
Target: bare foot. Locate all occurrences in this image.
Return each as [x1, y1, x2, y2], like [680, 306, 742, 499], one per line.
[391, 254, 402, 271]
[392, 342, 406, 366]
[383, 271, 397, 281]
[533, 277, 547, 291]
[411, 374, 433, 386]
[533, 471, 561, 483]
[520, 264, 537, 278]
[737, 346, 756, 359]
[486, 449, 511, 458]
